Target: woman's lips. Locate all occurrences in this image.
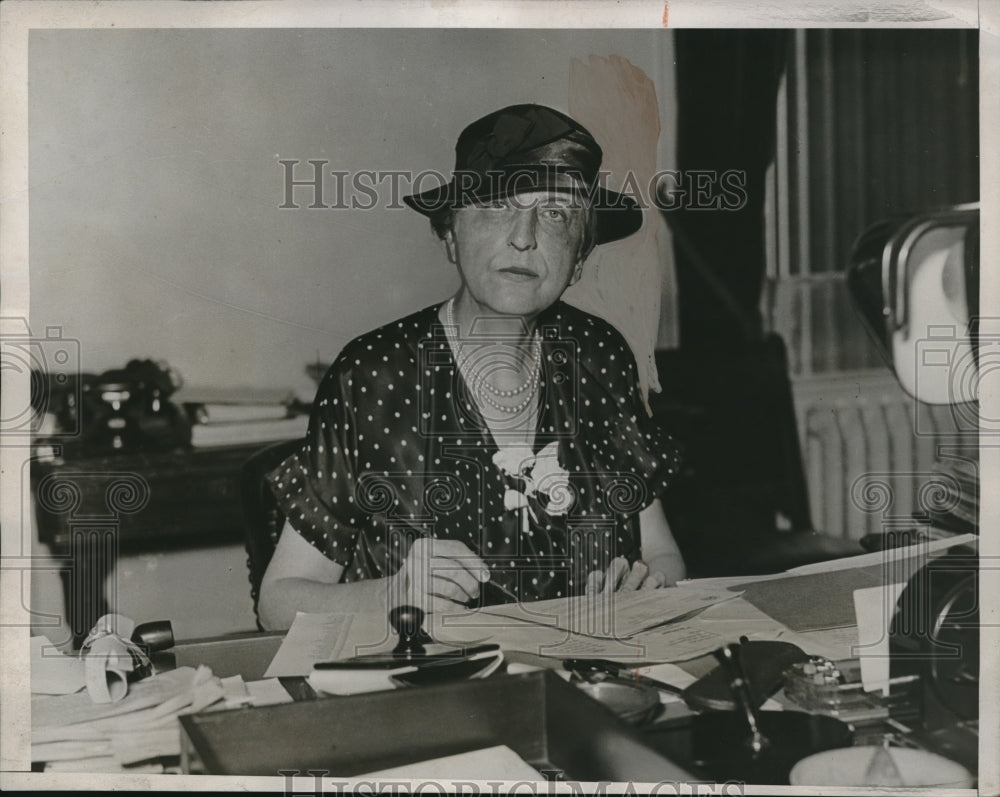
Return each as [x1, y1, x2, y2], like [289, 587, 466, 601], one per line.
[497, 267, 538, 281]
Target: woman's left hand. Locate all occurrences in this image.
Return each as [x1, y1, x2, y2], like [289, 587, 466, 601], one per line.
[585, 557, 666, 594]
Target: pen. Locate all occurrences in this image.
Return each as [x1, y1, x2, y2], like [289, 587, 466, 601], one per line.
[479, 576, 520, 605]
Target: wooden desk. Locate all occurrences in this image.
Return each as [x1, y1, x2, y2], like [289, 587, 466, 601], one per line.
[31, 444, 262, 646]
[168, 636, 697, 781]
[162, 622, 977, 783]
[160, 631, 317, 703]
[161, 632, 860, 782]
[168, 631, 284, 680]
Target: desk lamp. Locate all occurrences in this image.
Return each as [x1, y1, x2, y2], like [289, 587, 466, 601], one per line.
[846, 204, 980, 770]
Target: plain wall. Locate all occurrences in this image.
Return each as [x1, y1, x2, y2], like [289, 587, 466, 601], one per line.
[29, 28, 678, 399]
[28, 28, 679, 639]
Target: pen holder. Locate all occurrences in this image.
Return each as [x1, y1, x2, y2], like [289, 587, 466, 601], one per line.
[683, 640, 810, 712]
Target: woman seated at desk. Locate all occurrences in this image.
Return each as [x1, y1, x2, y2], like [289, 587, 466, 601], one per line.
[259, 105, 686, 631]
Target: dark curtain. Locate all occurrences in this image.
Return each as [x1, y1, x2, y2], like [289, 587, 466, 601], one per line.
[669, 30, 788, 346]
[658, 32, 806, 576]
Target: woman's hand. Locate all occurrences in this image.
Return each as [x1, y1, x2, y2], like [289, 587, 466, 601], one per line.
[585, 556, 667, 594]
[391, 537, 491, 615]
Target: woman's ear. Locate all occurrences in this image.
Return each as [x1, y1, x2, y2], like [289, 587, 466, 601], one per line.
[444, 230, 457, 265]
[570, 261, 584, 285]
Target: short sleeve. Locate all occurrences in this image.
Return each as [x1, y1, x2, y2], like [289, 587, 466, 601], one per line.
[579, 315, 683, 513]
[265, 354, 363, 566]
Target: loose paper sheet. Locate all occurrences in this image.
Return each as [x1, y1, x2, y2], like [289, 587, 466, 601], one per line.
[246, 678, 294, 707]
[434, 604, 728, 663]
[675, 533, 977, 590]
[31, 666, 211, 730]
[787, 533, 977, 575]
[475, 586, 739, 638]
[263, 611, 397, 677]
[853, 582, 908, 694]
[735, 567, 884, 632]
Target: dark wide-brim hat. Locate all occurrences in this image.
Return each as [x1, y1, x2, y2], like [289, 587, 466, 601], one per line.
[403, 104, 642, 245]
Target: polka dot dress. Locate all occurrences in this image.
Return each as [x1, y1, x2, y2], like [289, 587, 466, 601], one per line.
[266, 300, 682, 604]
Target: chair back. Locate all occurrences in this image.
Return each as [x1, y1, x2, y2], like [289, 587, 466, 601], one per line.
[650, 333, 812, 576]
[241, 438, 302, 629]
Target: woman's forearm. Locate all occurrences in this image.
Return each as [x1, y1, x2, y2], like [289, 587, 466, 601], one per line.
[638, 498, 686, 586]
[258, 574, 396, 631]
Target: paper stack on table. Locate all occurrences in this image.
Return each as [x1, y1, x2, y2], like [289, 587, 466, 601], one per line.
[668, 533, 979, 661]
[264, 551, 951, 677]
[31, 659, 294, 773]
[434, 587, 744, 663]
[476, 586, 740, 638]
[32, 665, 222, 773]
[265, 588, 743, 678]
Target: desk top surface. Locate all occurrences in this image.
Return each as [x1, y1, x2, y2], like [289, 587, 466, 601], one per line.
[170, 632, 285, 681]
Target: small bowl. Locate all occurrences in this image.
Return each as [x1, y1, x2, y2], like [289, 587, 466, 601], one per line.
[575, 680, 661, 725]
[790, 746, 974, 787]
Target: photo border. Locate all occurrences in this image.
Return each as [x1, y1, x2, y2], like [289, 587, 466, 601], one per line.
[1, 1, 995, 794]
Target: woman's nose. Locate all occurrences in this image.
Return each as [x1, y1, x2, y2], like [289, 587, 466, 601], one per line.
[507, 207, 538, 251]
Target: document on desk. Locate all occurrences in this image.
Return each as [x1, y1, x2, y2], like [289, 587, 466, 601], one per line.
[475, 586, 739, 639]
[787, 532, 977, 575]
[32, 665, 217, 730]
[264, 611, 397, 677]
[734, 566, 883, 631]
[687, 597, 863, 661]
[434, 606, 729, 663]
[729, 538, 970, 632]
[676, 533, 977, 591]
[854, 582, 908, 694]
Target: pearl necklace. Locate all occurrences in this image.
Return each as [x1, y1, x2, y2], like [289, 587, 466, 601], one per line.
[445, 298, 542, 415]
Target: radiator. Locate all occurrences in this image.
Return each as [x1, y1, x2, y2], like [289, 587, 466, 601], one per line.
[767, 273, 976, 541]
[791, 372, 973, 541]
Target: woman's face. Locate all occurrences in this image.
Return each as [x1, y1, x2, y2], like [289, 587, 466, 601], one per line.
[450, 190, 588, 319]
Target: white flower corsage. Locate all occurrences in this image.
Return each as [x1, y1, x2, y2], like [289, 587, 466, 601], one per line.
[493, 441, 574, 520]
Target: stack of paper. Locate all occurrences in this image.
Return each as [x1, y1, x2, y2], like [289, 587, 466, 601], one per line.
[476, 586, 739, 638]
[264, 588, 744, 679]
[190, 415, 308, 447]
[199, 674, 294, 711]
[31, 665, 226, 773]
[266, 539, 985, 676]
[177, 385, 307, 447]
[715, 534, 977, 633]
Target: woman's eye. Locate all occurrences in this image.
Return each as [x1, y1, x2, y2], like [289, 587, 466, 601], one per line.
[541, 208, 567, 222]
